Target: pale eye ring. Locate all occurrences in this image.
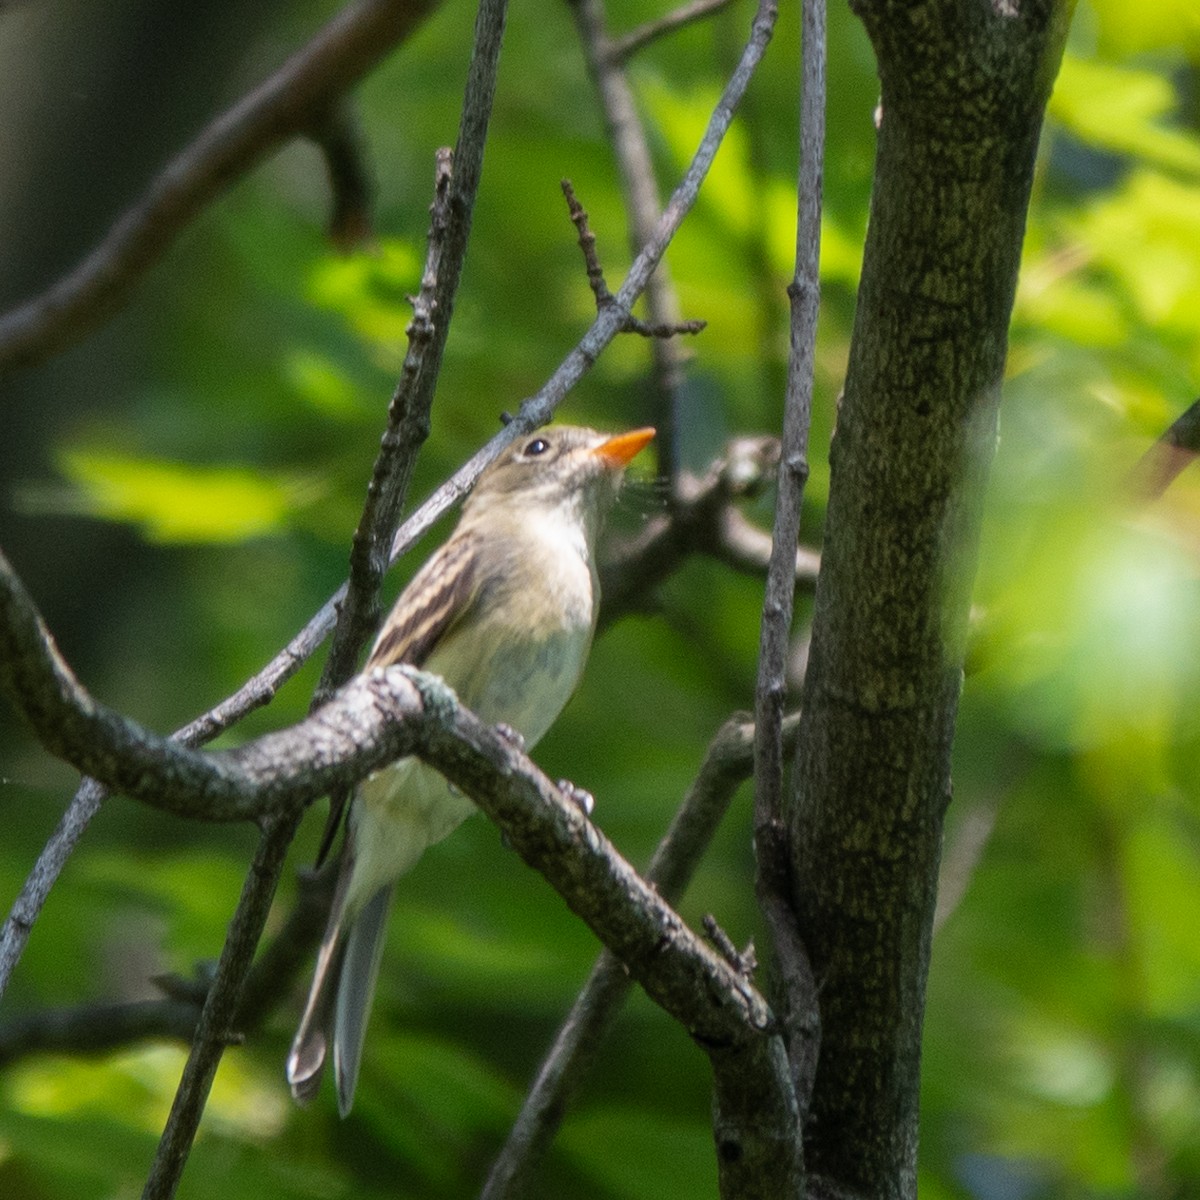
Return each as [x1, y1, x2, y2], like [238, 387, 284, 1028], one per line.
[524, 437, 550, 456]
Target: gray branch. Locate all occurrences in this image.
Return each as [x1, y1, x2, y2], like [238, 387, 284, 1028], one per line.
[2, 542, 794, 1185]
[753, 0, 825, 1125]
[608, 0, 739, 65]
[483, 711, 801, 1200]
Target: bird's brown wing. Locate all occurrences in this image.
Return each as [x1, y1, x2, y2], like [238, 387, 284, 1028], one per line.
[313, 530, 482, 868]
[367, 529, 481, 669]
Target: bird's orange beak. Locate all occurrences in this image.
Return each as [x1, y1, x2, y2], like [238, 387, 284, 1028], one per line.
[593, 426, 655, 468]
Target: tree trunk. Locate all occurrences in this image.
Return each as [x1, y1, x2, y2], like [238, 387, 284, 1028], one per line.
[788, 2, 1072, 1195]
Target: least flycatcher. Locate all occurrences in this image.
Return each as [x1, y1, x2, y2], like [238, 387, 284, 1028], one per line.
[288, 424, 655, 1115]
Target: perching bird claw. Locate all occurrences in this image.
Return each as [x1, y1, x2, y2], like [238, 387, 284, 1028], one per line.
[557, 778, 595, 816]
[495, 722, 526, 752]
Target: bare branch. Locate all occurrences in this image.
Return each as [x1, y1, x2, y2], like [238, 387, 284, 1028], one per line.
[484, 711, 801, 1200]
[60, 666, 792, 1181]
[560, 180, 705, 339]
[568, 0, 700, 480]
[753, 0, 825, 1120]
[0, 0, 440, 374]
[0, 997, 201, 1066]
[0, 778, 105, 1003]
[143, 812, 299, 1200]
[320, 0, 508, 705]
[715, 507, 822, 581]
[608, 0, 739, 65]
[313, 149, 454, 704]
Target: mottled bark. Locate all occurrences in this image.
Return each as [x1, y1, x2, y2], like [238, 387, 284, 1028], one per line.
[788, 2, 1072, 1196]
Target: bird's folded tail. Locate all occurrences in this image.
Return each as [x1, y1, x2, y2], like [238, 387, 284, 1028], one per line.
[287, 910, 347, 1105]
[333, 883, 393, 1117]
[286, 850, 359, 1106]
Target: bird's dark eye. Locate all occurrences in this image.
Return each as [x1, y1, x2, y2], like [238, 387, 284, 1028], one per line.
[524, 437, 550, 457]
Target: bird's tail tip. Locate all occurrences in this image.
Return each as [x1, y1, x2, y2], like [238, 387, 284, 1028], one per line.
[286, 1029, 328, 1106]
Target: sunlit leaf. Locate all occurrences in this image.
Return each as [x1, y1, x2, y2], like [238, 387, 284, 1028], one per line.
[55, 450, 313, 543]
[306, 238, 422, 358]
[1081, 0, 1200, 56]
[1050, 54, 1200, 177]
[1070, 171, 1200, 337]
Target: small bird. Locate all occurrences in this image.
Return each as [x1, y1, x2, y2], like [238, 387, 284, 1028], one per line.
[287, 424, 655, 1115]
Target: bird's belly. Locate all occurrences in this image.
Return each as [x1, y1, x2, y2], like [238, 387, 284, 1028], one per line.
[461, 625, 591, 745]
[348, 758, 476, 908]
[346, 621, 592, 908]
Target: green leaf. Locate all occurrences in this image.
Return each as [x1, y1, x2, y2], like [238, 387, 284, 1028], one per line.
[55, 450, 311, 543]
[1050, 54, 1200, 177]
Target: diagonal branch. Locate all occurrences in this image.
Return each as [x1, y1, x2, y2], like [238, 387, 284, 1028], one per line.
[319, 0, 506, 701]
[142, 812, 299, 1200]
[560, 180, 705, 340]
[0, 0, 441, 375]
[483, 710, 800, 1200]
[607, 0, 739, 65]
[4, 623, 796, 1184]
[0, 0, 779, 1007]
[1126, 395, 1200, 502]
[142, 6, 512, 1187]
[567, 0, 705, 480]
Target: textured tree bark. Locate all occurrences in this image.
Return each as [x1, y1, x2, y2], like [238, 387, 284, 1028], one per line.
[787, 2, 1072, 1196]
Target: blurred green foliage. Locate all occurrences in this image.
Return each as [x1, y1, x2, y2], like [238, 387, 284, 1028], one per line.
[2, 0, 1200, 1197]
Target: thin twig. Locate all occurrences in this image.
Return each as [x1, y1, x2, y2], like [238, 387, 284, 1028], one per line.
[560, 180, 705, 340]
[0, 779, 106, 1003]
[568, 0, 700, 480]
[483, 710, 800, 1200]
[142, 812, 299, 1200]
[607, 0, 738, 65]
[752, 0, 824, 1119]
[320, 0, 507, 700]
[0, 0, 440, 374]
[141, 6, 510, 1191]
[703, 913, 757, 977]
[316, 150, 454, 702]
